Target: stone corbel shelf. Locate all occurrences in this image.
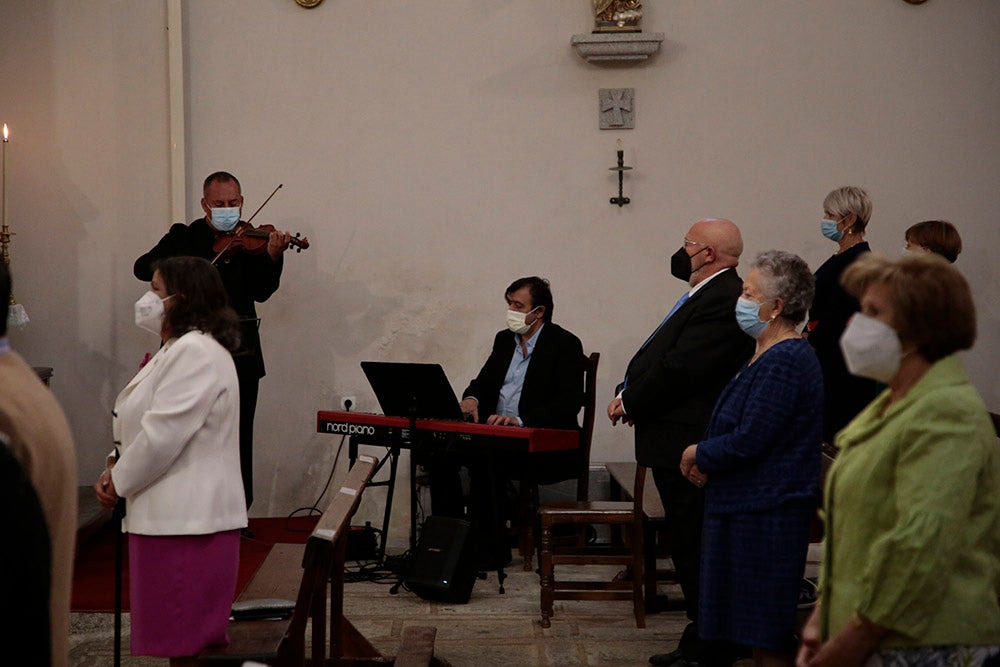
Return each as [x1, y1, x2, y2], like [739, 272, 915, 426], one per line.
[571, 32, 665, 63]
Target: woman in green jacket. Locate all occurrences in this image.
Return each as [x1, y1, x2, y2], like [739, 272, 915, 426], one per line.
[797, 253, 1000, 667]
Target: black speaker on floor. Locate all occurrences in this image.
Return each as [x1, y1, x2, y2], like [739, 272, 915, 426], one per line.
[405, 516, 477, 604]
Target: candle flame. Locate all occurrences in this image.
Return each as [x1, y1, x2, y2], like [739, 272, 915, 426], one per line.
[2, 124, 7, 141]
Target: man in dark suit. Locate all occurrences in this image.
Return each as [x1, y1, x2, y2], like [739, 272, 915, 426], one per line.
[431, 276, 585, 566]
[133, 171, 293, 514]
[609, 219, 753, 667]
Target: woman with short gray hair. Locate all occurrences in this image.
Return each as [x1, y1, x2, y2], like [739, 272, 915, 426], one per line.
[680, 250, 824, 666]
[807, 186, 879, 443]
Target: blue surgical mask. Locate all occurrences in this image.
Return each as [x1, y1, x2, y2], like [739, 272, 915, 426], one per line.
[210, 207, 241, 232]
[821, 219, 844, 242]
[735, 297, 768, 339]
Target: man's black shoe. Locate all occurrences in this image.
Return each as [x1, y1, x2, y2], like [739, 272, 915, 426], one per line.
[649, 649, 684, 666]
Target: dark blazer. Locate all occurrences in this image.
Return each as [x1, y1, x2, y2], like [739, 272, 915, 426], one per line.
[463, 322, 584, 431]
[621, 268, 753, 469]
[808, 242, 879, 442]
[133, 218, 284, 379]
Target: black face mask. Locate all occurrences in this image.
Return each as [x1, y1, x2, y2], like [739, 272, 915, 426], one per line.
[670, 246, 707, 282]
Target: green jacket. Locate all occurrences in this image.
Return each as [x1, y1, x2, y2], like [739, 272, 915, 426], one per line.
[820, 355, 1000, 647]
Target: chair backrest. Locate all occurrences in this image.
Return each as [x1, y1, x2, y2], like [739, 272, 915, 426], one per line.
[309, 454, 378, 545]
[283, 454, 379, 664]
[576, 352, 600, 501]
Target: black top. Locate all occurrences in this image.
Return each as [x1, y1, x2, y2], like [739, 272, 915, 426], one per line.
[621, 268, 755, 469]
[462, 322, 584, 431]
[808, 242, 880, 442]
[133, 218, 284, 378]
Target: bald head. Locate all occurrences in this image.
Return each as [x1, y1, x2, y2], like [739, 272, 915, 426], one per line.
[690, 218, 743, 260]
[683, 218, 743, 286]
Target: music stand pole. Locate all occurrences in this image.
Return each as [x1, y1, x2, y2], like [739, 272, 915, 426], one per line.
[112, 498, 126, 667]
[389, 395, 421, 595]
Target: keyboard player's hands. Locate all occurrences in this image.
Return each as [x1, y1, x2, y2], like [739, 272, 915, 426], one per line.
[460, 397, 479, 423]
[486, 414, 521, 427]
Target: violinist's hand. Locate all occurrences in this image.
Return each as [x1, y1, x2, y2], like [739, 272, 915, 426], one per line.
[267, 229, 292, 261]
[94, 467, 119, 510]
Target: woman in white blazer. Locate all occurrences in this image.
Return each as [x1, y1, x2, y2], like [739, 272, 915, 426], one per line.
[94, 256, 247, 662]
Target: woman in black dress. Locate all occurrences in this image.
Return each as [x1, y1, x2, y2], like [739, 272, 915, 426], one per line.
[806, 186, 879, 444]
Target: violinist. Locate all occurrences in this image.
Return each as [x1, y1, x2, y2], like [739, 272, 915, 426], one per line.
[133, 171, 292, 517]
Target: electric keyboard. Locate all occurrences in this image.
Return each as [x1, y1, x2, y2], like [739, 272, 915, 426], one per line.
[316, 410, 578, 453]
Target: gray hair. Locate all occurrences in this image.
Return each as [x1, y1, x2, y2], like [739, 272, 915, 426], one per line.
[823, 186, 873, 232]
[751, 250, 815, 324]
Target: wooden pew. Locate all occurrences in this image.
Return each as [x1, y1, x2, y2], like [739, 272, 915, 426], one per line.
[197, 454, 445, 666]
[605, 462, 683, 614]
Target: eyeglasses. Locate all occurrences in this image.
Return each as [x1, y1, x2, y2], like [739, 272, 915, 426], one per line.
[684, 238, 707, 247]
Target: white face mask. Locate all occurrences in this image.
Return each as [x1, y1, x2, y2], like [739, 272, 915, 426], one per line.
[839, 313, 902, 383]
[134, 290, 171, 335]
[506, 307, 540, 335]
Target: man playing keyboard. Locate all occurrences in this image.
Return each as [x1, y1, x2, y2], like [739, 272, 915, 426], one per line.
[429, 276, 585, 568]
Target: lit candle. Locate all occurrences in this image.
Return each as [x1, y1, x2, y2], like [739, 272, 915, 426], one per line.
[2, 124, 7, 231]
[616, 138, 622, 152]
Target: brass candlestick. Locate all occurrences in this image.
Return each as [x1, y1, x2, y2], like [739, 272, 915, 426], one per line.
[2, 124, 29, 327]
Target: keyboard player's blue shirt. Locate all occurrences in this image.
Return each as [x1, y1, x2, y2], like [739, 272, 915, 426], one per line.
[493, 324, 543, 426]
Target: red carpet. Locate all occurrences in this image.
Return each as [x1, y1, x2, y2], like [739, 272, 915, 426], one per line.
[71, 515, 320, 613]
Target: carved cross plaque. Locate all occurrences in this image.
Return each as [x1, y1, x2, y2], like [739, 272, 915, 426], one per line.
[599, 88, 635, 129]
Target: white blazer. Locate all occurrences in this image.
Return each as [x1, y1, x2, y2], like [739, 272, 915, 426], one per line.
[111, 330, 247, 535]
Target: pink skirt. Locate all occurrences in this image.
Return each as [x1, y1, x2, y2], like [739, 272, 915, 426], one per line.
[128, 530, 240, 657]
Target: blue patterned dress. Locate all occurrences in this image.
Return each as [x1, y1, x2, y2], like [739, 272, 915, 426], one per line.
[694, 338, 824, 652]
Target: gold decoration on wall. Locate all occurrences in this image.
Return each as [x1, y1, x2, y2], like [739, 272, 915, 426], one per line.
[593, 0, 642, 33]
[295, 0, 323, 8]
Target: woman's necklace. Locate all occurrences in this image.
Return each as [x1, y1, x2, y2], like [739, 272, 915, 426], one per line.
[836, 235, 863, 255]
[751, 324, 799, 363]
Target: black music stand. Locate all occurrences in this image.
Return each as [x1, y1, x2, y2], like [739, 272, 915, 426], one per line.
[360, 362, 464, 422]
[360, 362, 511, 594]
[359, 362, 464, 563]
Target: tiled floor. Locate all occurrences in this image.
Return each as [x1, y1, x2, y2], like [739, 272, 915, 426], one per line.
[69, 544, 821, 665]
[69, 561, 691, 666]
[348, 563, 690, 666]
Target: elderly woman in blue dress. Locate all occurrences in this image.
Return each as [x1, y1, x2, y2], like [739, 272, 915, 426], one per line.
[680, 250, 824, 666]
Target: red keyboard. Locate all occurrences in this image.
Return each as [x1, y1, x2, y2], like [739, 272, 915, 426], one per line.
[316, 410, 578, 454]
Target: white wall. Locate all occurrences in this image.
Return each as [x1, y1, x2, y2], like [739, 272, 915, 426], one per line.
[2, 1, 998, 544]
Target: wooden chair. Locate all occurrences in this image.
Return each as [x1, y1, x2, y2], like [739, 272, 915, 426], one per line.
[197, 455, 445, 666]
[517, 352, 600, 571]
[605, 461, 687, 614]
[538, 463, 647, 628]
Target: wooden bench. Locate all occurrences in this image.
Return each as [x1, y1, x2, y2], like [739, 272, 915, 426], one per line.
[197, 455, 445, 666]
[605, 462, 684, 614]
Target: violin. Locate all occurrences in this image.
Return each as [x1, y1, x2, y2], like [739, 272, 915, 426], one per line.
[210, 183, 310, 263]
[211, 221, 310, 261]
